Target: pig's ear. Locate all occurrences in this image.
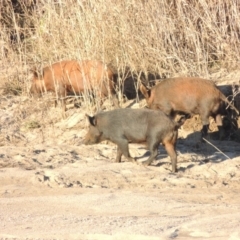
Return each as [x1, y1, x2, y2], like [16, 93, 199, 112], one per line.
[139, 83, 150, 100]
[86, 114, 97, 126]
[30, 67, 43, 79]
[30, 67, 38, 79]
[31, 67, 44, 79]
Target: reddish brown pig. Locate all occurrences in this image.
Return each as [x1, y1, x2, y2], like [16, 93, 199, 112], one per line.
[84, 108, 185, 172]
[30, 60, 119, 111]
[140, 77, 239, 139]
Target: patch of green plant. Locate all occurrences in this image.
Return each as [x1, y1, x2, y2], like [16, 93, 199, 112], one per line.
[24, 121, 41, 129]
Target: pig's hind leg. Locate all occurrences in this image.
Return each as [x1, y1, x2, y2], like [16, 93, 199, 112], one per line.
[115, 139, 136, 163]
[115, 147, 122, 162]
[199, 107, 211, 138]
[164, 142, 177, 173]
[141, 139, 159, 166]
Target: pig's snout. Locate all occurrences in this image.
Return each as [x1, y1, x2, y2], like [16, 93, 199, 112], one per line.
[83, 139, 90, 145]
[83, 136, 97, 145]
[83, 127, 102, 145]
[29, 86, 42, 98]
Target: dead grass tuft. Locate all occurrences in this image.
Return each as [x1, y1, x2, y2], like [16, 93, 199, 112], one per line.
[0, 0, 240, 121]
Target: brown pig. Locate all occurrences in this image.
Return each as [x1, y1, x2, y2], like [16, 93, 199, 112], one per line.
[140, 77, 239, 139]
[84, 108, 184, 172]
[30, 60, 119, 111]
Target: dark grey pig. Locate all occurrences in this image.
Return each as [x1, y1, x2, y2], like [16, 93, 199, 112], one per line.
[84, 108, 183, 172]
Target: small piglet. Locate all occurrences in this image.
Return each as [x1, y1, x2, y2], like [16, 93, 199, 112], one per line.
[84, 108, 182, 172]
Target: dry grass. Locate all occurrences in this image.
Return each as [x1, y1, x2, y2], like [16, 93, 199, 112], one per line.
[1, 0, 240, 110]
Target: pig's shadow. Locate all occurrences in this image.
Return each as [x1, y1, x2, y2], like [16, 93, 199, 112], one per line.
[135, 150, 169, 168]
[133, 132, 240, 171]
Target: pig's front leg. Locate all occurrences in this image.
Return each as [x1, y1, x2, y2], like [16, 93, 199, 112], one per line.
[115, 146, 123, 162]
[115, 139, 136, 163]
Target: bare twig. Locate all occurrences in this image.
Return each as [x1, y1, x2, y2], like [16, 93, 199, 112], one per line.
[202, 137, 231, 160]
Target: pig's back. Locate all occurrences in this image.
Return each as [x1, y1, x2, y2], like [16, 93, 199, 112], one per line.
[97, 108, 174, 133]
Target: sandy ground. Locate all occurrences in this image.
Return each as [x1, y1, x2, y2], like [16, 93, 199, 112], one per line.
[0, 77, 240, 239]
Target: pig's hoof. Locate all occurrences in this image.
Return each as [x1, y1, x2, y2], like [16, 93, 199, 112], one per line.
[140, 161, 151, 166]
[130, 158, 137, 163]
